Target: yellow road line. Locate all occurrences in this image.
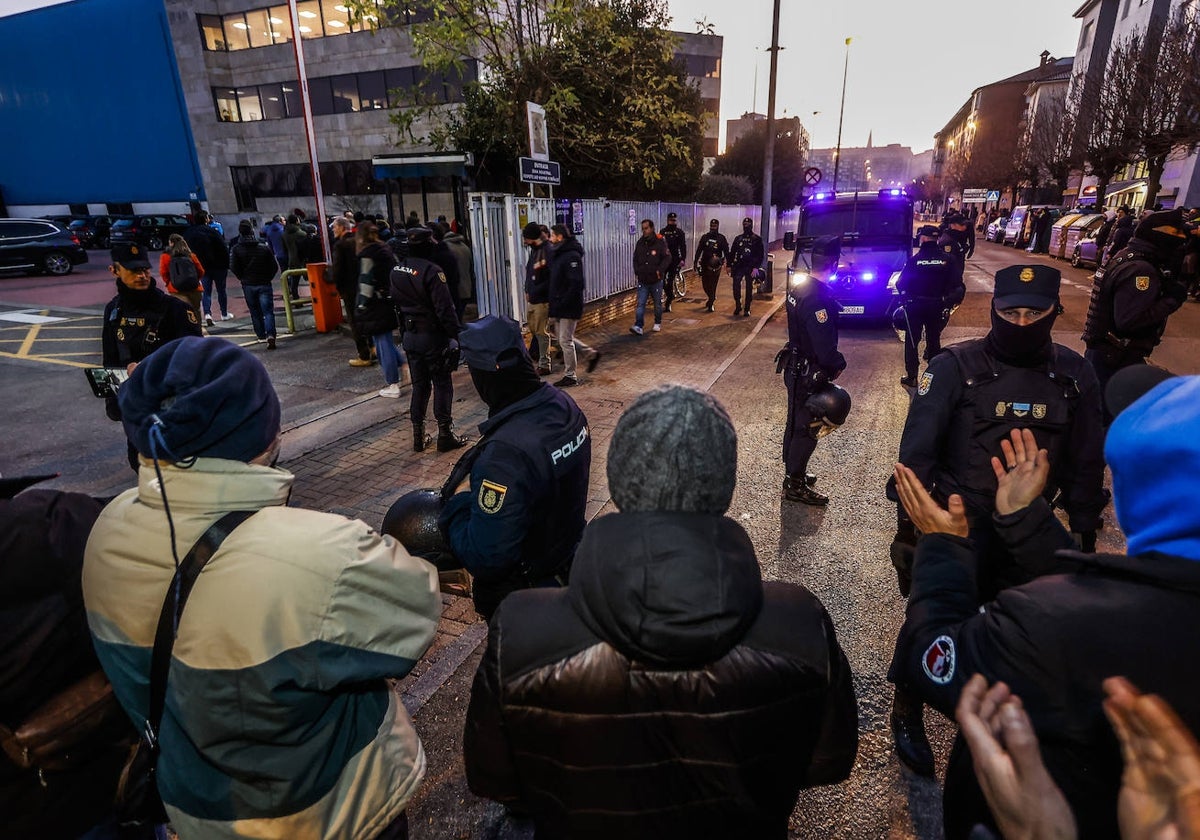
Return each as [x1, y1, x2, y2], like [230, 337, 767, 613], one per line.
[17, 324, 41, 356]
[0, 351, 94, 370]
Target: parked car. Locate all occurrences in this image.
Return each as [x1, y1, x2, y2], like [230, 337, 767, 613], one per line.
[67, 215, 122, 249]
[1071, 231, 1103, 268]
[1003, 205, 1059, 249]
[0, 218, 89, 276]
[986, 217, 1009, 243]
[108, 214, 190, 251]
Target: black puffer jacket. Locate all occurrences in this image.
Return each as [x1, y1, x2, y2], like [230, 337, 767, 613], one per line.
[464, 511, 858, 840]
[548, 237, 585, 320]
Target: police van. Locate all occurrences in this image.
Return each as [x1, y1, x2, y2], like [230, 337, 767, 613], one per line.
[783, 189, 914, 320]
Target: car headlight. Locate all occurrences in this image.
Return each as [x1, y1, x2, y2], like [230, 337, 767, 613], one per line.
[888, 271, 902, 290]
[789, 270, 810, 288]
[861, 271, 875, 282]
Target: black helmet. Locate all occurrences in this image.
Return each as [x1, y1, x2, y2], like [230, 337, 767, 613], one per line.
[804, 383, 851, 438]
[891, 305, 909, 332]
[381, 489, 458, 570]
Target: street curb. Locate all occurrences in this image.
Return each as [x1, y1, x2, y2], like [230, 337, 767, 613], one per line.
[401, 621, 489, 716]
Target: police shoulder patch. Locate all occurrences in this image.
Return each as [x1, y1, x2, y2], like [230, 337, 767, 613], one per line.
[918, 371, 934, 395]
[478, 479, 508, 514]
[186, 310, 198, 324]
[943, 245, 953, 253]
[1135, 275, 1150, 291]
[922, 635, 956, 684]
[437, 272, 448, 284]
[814, 308, 828, 323]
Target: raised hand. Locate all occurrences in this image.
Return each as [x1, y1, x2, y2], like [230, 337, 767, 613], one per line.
[894, 463, 969, 538]
[990, 428, 1050, 516]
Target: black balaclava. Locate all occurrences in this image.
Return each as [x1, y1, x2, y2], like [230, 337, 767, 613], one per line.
[469, 351, 543, 417]
[987, 305, 1057, 366]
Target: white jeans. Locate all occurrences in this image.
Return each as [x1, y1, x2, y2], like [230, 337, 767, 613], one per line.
[553, 318, 594, 378]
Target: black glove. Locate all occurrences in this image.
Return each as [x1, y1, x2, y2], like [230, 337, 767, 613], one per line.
[774, 345, 790, 374]
[443, 339, 461, 371]
[809, 369, 829, 387]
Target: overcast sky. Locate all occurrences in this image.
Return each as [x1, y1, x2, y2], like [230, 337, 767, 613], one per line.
[666, 0, 1084, 154]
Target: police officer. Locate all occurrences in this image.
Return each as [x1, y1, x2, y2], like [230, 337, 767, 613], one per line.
[438, 315, 591, 619]
[895, 225, 964, 387]
[101, 242, 202, 469]
[693, 219, 729, 312]
[777, 236, 847, 506]
[729, 217, 765, 317]
[939, 213, 974, 277]
[390, 226, 468, 453]
[887, 263, 1106, 778]
[1082, 208, 1191, 412]
[660, 211, 687, 313]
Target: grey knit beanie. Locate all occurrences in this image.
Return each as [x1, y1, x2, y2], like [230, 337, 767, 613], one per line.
[607, 385, 737, 514]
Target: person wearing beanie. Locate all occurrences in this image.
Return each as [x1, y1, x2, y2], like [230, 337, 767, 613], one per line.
[463, 385, 858, 838]
[1082, 207, 1191, 405]
[230, 219, 280, 349]
[437, 315, 590, 619]
[101, 242, 203, 470]
[82, 336, 441, 840]
[521, 222, 554, 373]
[890, 368, 1200, 839]
[390, 225, 468, 452]
[888, 263, 1106, 780]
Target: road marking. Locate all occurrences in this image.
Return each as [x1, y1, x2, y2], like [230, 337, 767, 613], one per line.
[0, 312, 68, 324]
[0, 351, 95, 369]
[17, 322, 41, 356]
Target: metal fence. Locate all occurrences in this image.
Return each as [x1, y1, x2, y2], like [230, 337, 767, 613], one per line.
[467, 193, 801, 321]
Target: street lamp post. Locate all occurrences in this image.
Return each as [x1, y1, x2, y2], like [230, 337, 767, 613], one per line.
[759, 0, 782, 250]
[832, 37, 852, 193]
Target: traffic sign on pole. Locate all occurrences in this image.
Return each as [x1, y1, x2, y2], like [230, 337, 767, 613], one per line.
[804, 167, 823, 186]
[519, 157, 561, 185]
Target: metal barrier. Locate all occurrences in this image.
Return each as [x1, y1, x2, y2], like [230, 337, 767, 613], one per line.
[279, 268, 314, 334]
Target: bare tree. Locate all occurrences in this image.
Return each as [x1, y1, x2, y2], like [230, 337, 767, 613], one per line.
[1070, 37, 1141, 207]
[1014, 94, 1080, 204]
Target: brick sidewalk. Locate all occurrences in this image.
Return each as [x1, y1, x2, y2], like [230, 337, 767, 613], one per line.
[281, 284, 787, 707]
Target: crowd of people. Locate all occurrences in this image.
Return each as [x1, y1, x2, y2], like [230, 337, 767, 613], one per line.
[7, 203, 1200, 840]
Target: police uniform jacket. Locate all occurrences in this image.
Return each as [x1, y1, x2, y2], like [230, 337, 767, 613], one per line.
[548, 238, 586, 321]
[785, 280, 846, 381]
[898, 339, 1106, 533]
[937, 232, 967, 280]
[439, 384, 590, 599]
[729, 232, 765, 273]
[660, 224, 686, 269]
[694, 231, 729, 270]
[390, 256, 459, 353]
[892, 498, 1200, 839]
[896, 241, 962, 306]
[1082, 237, 1184, 360]
[632, 233, 672, 285]
[464, 511, 857, 840]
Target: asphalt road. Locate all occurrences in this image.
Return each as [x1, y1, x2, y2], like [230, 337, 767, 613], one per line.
[5, 239, 1200, 838]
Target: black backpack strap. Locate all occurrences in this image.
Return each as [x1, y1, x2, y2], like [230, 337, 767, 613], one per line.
[144, 509, 255, 749]
[1047, 344, 1083, 399]
[944, 340, 999, 388]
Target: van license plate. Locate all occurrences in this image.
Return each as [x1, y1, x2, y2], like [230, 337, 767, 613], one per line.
[842, 305, 865, 314]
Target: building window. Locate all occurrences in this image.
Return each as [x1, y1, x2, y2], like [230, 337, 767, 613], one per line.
[681, 54, 720, 78]
[200, 1, 393, 50]
[232, 160, 382, 200]
[244, 8, 275, 48]
[385, 67, 414, 107]
[237, 88, 264, 121]
[223, 13, 252, 51]
[231, 167, 257, 211]
[1079, 21, 1093, 50]
[308, 77, 334, 115]
[330, 74, 361, 113]
[215, 89, 240, 122]
[259, 83, 288, 119]
[295, 0, 323, 37]
[357, 71, 388, 111]
[198, 14, 225, 50]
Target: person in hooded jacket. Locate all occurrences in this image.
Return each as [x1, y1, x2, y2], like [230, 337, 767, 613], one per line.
[1101, 206, 1134, 265]
[890, 366, 1200, 840]
[547, 224, 599, 386]
[353, 222, 405, 399]
[463, 384, 857, 839]
[440, 226, 476, 320]
[438, 315, 590, 620]
[230, 219, 281, 349]
[887, 263, 1106, 781]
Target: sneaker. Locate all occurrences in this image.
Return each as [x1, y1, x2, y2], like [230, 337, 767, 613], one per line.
[553, 376, 579, 388]
[204, 313, 214, 327]
[742, 309, 751, 317]
[222, 312, 235, 321]
[652, 323, 661, 332]
[349, 357, 374, 367]
[267, 336, 277, 350]
[629, 325, 643, 336]
[586, 351, 601, 373]
[536, 365, 552, 376]
[379, 384, 401, 398]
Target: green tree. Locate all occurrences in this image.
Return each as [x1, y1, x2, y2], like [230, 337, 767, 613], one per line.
[373, 0, 707, 198]
[709, 123, 807, 209]
[694, 173, 753, 204]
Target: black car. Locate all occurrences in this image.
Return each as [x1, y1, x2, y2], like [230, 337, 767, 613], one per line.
[0, 218, 89, 276]
[108, 214, 191, 251]
[68, 215, 123, 249]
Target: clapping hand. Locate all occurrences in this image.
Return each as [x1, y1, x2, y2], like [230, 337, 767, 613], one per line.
[1104, 677, 1200, 840]
[893, 463, 969, 538]
[991, 428, 1050, 516]
[956, 674, 1077, 840]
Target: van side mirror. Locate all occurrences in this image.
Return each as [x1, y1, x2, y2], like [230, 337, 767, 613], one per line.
[783, 231, 795, 251]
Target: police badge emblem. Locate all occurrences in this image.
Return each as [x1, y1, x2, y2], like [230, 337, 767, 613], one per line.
[815, 309, 828, 323]
[1135, 276, 1151, 291]
[995, 401, 1007, 417]
[918, 372, 933, 395]
[1020, 267, 1035, 282]
[922, 635, 956, 684]
[478, 480, 508, 514]
[1033, 404, 1046, 419]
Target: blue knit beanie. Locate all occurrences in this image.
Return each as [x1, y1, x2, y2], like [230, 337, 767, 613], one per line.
[119, 337, 281, 462]
[1105, 374, 1200, 560]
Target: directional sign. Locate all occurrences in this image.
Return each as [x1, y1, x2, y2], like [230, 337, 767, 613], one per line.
[804, 167, 823, 186]
[519, 156, 561, 185]
[986, 189, 1001, 202]
[962, 188, 989, 202]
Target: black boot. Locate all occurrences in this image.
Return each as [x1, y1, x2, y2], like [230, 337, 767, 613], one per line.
[891, 686, 935, 777]
[412, 422, 431, 453]
[436, 421, 469, 452]
[781, 474, 817, 492]
[784, 474, 828, 505]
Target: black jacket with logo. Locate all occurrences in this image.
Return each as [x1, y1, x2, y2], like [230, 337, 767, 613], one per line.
[632, 233, 672, 285]
[464, 510, 857, 839]
[390, 255, 459, 352]
[729, 231, 765, 273]
[694, 231, 730, 271]
[892, 498, 1200, 839]
[897, 241, 963, 306]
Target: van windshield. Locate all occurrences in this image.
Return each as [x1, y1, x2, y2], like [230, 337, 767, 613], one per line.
[800, 203, 910, 244]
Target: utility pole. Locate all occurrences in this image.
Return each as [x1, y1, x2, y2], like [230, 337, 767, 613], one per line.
[832, 37, 852, 193]
[287, 0, 330, 263]
[758, 0, 782, 252]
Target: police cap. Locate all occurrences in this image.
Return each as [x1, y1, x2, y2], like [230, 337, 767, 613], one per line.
[111, 242, 150, 270]
[947, 214, 969, 227]
[667, 212, 678, 221]
[916, 225, 940, 239]
[406, 225, 434, 247]
[993, 264, 1060, 310]
[459, 314, 529, 371]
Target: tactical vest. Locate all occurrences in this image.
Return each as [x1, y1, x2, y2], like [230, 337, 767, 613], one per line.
[1081, 249, 1163, 355]
[942, 340, 1083, 513]
[108, 305, 168, 367]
